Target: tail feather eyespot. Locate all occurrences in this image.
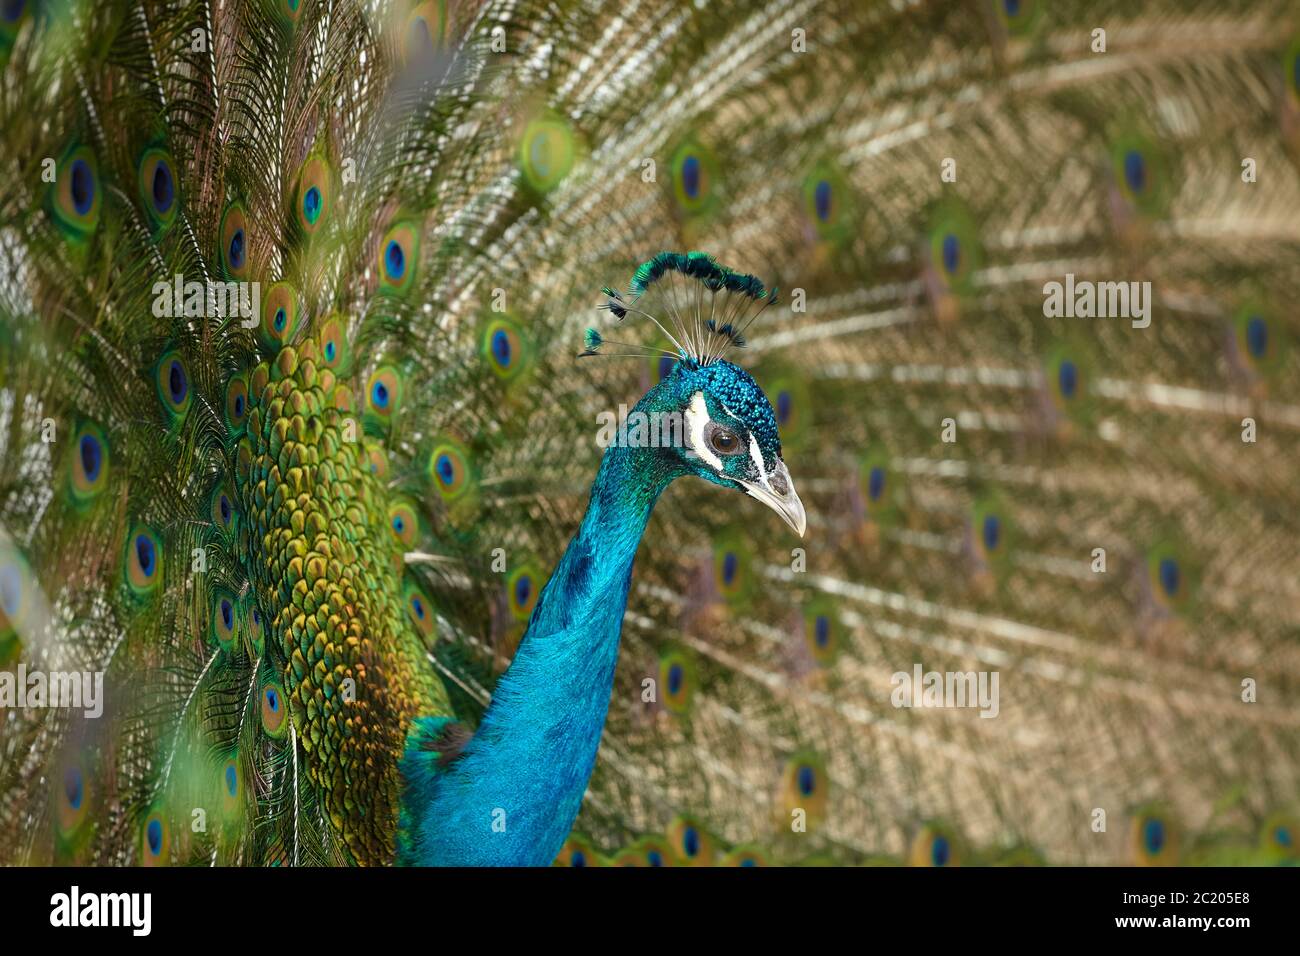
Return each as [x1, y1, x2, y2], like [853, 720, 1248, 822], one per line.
[124, 526, 163, 597]
[260, 282, 300, 352]
[295, 155, 333, 234]
[137, 147, 179, 233]
[68, 423, 109, 504]
[219, 203, 250, 279]
[377, 222, 419, 295]
[155, 351, 192, 421]
[49, 145, 101, 240]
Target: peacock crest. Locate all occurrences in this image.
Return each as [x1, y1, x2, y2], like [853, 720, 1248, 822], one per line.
[584, 251, 780, 367]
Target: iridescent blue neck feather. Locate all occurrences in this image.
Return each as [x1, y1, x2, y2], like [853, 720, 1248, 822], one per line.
[400, 381, 687, 866]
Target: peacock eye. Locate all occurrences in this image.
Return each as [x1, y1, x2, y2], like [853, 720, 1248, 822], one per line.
[706, 424, 741, 456]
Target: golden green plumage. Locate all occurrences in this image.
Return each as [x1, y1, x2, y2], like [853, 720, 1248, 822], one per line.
[238, 338, 451, 864]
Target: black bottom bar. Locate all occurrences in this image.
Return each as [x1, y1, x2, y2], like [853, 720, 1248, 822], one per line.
[1, 865, 1287, 943]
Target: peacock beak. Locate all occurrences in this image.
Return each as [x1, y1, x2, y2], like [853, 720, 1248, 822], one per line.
[737, 459, 806, 538]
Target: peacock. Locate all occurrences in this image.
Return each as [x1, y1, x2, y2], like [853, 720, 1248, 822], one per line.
[1, 0, 1298, 869]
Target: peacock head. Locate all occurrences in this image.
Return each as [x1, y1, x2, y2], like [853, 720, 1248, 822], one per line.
[660, 358, 805, 537]
[586, 252, 806, 537]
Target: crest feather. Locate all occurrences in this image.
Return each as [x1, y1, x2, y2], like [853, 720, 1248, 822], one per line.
[584, 251, 778, 365]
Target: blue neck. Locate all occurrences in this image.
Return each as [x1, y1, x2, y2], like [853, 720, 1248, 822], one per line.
[403, 434, 680, 865]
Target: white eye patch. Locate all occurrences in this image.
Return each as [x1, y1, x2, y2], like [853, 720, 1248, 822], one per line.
[746, 433, 770, 488]
[685, 391, 723, 470]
